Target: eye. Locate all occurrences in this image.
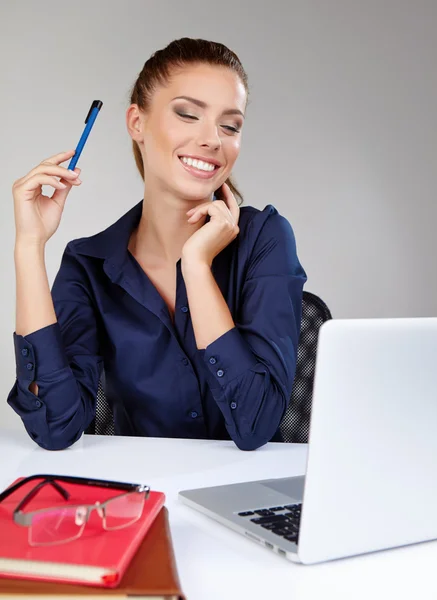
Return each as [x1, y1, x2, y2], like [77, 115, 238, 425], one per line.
[175, 110, 240, 134]
[175, 111, 198, 121]
[222, 125, 240, 134]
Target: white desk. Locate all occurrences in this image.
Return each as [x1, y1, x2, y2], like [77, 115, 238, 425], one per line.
[1, 430, 437, 600]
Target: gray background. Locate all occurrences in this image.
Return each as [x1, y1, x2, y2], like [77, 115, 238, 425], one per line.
[1, 0, 436, 432]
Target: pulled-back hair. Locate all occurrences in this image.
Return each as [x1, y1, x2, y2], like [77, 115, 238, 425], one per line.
[129, 38, 249, 204]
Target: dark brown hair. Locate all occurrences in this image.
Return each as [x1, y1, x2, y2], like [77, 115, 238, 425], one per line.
[129, 37, 249, 205]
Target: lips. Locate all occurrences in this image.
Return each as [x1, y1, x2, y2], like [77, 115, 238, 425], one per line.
[178, 156, 219, 180]
[178, 155, 222, 168]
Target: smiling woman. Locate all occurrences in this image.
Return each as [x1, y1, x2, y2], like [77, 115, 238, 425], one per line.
[9, 37, 307, 452]
[128, 38, 248, 205]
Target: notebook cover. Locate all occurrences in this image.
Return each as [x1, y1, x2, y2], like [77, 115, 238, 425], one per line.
[0, 507, 184, 599]
[0, 477, 165, 588]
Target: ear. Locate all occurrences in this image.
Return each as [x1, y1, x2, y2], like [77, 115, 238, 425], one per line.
[126, 104, 144, 143]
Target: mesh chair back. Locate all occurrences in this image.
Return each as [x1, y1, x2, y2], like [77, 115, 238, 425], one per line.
[279, 291, 332, 443]
[85, 371, 114, 435]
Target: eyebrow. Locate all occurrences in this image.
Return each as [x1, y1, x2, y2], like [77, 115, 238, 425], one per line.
[171, 95, 245, 118]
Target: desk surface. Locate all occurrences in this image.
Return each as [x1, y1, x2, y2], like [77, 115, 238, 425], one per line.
[0, 430, 436, 600]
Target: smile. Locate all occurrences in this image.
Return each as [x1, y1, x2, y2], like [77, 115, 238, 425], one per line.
[178, 156, 220, 180]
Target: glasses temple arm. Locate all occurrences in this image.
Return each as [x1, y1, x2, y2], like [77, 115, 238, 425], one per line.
[14, 479, 70, 513]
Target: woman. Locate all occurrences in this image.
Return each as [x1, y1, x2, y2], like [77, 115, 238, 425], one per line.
[8, 38, 307, 451]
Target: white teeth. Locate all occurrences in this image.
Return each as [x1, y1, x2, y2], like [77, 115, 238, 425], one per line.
[180, 156, 216, 172]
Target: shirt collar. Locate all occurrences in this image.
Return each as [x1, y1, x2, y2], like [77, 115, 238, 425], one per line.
[74, 200, 143, 260]
[74, 198, 212, 261]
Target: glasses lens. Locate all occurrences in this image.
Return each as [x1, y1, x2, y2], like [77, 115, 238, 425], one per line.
[30, 506, 87, 546]
[103, 491, 145, 530]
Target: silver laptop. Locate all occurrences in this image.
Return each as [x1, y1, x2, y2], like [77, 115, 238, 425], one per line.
[179, 317, 437, 564]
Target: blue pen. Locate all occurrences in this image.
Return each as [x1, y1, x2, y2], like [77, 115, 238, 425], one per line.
[67, 100, 103, 170]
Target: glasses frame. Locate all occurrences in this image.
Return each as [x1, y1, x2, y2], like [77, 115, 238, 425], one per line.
[0, 474, 150, 545]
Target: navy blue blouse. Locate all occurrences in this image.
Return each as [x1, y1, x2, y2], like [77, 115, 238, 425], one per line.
[7, 201, 307, 451]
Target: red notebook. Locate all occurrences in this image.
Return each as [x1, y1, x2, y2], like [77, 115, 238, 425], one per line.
[0, 477, 165, 588]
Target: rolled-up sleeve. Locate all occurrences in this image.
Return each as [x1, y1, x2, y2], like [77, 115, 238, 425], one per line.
[201, 209, 307, 451]
[7, 243, 103, 451]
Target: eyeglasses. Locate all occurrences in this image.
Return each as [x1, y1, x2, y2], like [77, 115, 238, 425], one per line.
[0, 474, 150, 547]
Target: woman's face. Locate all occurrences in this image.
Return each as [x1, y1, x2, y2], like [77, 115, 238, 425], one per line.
[128, 63, 247, 201]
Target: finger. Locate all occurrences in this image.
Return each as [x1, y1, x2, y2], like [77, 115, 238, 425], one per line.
[186, 201, 210, 215]
[186, 201, 211, 218]
[51, 168, 81, 208]
[191, 199, 234, 226]
[187, 201, 230, 224]
[59, 167, 81, 186]
[14, 151, 77, 187]
[212, 199, 236, 223]
[187, 201, 219, 215]
[51, 176, 79, 210]
[21, 174, 70, 194]
[41, 149, 76, 165]
[49, 165, 82, 209]
[22, 164, 80, 185]
[220, 182, 240, 224]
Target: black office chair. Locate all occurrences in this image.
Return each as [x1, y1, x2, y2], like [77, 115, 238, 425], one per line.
[86, 291, 332, 442]
[279, 291, 332, 443]
[85, 371, 115, 436]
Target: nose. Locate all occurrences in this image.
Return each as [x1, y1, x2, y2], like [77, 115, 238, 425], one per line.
[196, 120, 221, 150]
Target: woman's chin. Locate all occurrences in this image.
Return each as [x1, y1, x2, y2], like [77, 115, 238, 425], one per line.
[175, 182, 214, 202]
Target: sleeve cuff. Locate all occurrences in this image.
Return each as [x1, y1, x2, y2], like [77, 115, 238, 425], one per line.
[14, 323, 69, 381]
[202, 327, 258, 390]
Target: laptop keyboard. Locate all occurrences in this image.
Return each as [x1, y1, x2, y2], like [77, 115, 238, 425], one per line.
[238, 504, 302, 544]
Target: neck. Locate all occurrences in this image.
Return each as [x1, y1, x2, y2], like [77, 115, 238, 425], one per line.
[129, 184, 209, 266]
